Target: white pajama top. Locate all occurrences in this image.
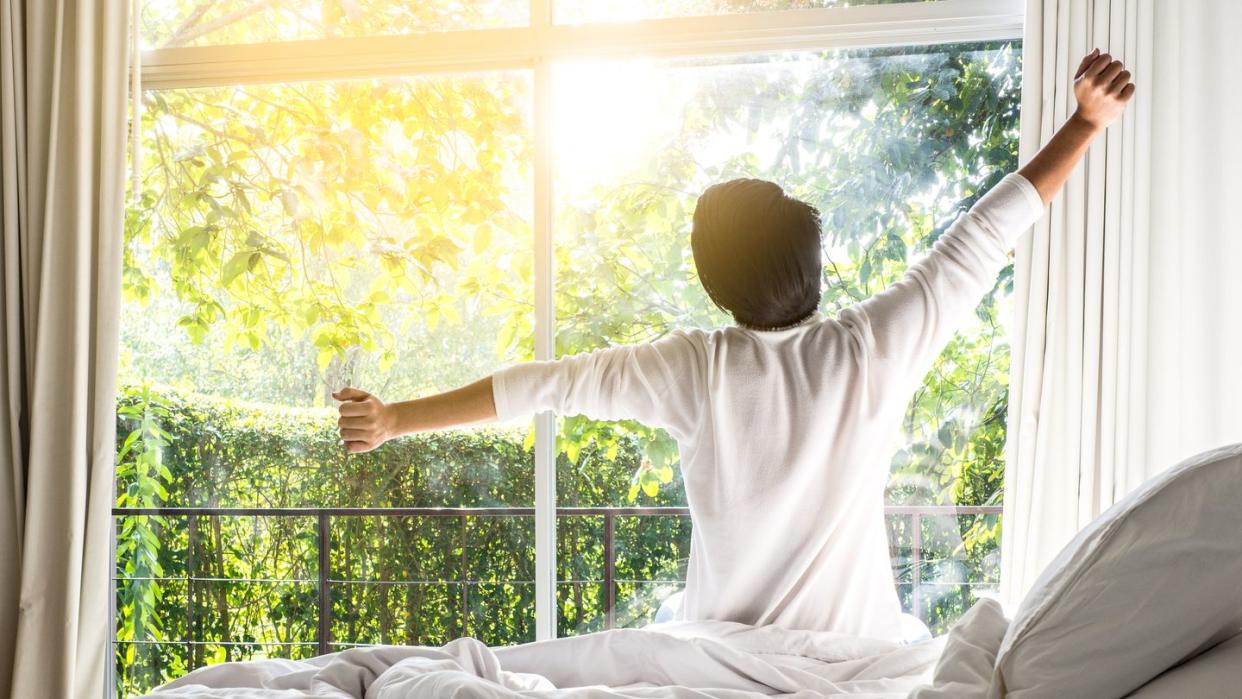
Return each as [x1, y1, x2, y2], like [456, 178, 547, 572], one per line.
[491, 173, 1045, 641]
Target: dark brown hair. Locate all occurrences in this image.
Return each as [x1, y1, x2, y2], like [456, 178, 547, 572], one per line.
[691, 178, 823, 330]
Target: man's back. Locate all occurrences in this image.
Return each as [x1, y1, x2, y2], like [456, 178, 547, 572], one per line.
[676, 317, 905, 639]
[491, 173, 1044, 641]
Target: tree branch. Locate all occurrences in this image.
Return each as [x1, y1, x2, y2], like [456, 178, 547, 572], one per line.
[164, 0, 283, 48]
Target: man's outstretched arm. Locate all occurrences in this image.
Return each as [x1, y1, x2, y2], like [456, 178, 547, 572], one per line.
[334, 379, 496, 454]
[334, 330, 706, 454]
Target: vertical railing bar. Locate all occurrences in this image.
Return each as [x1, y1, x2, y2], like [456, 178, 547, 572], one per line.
[460, 514, 469, 637]
[187, 514, 197, 667]
[911, 512, 922, 624]
[604, 512, 615, 630]
[317, 512, 331, 655]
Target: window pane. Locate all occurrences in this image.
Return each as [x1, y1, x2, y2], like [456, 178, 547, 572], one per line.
[556, 0, 941, 25]
[116, 72, 534, 695]
[140, 0, 528, 49]
[552, 41, 1020, 636]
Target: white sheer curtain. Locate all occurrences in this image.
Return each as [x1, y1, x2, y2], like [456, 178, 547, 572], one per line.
[1, 0, 130, 696]
[1002, 0, 1242, 603]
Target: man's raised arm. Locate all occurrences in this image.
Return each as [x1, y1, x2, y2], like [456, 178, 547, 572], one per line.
[836, 49, 1135, 395]
[1018, 48, 1136, 203]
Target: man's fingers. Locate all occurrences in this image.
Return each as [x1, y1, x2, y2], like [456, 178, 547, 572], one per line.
[1120, 83, 1136, 100]
[338, 415, 370, 429]
[338, 401, 372, 417]
[345, 440, 376, 454]
[1097, 60, 1124, 84]
[1109, 69, 1132, 93]
[1086, 53, 1113, 77]
[339, 427, 370, 440]
[1074, 48, 1100, 79]
[333, 387, 370, 402]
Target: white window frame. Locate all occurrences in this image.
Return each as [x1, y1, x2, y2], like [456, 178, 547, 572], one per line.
[133, 0, 1024, 645]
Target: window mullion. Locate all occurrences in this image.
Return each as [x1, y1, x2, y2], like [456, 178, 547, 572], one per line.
[532, 50, 557, 641]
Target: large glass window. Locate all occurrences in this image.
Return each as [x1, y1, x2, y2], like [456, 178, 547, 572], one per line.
[116, 2, 1022, 696]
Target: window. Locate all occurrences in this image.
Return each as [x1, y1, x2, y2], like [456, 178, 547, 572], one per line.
[115, 1, 1024, 695]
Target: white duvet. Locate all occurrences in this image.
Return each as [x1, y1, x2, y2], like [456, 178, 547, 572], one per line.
[141, 620, 947, 698]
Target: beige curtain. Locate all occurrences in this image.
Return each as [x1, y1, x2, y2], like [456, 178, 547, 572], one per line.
[1002, 0, 1242, 604]
[1, 0, 130, 697]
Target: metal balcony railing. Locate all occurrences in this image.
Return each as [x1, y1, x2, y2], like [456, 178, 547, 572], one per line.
[111, 504, 1001, 655]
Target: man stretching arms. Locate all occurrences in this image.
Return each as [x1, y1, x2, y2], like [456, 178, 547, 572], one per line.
[333, 50, 1134, 642]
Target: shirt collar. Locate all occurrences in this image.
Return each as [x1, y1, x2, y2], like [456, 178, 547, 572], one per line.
[739, 310, 823, 332]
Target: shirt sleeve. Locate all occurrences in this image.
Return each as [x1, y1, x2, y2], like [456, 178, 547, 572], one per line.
[836, 172, 1045, 393]
[490, 329, 707, 443]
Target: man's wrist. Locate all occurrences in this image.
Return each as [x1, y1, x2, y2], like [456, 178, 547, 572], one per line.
[381, 402, 402, 442]
[1068, 110, 1107, 136]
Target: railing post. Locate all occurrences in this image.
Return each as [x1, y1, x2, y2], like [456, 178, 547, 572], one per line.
[187, 515, 197, 667]
[911, 512, 922, 623]
[460, 515, 470, 638]
[604, 512, 615, 630]
[317, 512, 331, 655]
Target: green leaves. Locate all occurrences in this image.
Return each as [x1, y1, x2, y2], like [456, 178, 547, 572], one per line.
[176, 224, 211, 254]
[114, 385, 177, 686]
[127, 74, 534, 400]
[626, 453, 677, 503]
[220, 250, 260, 286]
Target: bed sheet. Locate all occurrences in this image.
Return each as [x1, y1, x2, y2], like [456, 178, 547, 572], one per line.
[139, 620, 946, 698]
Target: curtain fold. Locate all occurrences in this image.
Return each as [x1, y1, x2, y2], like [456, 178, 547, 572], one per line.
[1002, 0, 1242, 604]
[1, 0, 130, 697]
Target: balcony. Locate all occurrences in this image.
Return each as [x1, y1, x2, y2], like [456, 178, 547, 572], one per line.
[112, 504, 1001, 666]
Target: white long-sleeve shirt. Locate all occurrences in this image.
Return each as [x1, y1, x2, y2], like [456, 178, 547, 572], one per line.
[491, 173, 1045, 641]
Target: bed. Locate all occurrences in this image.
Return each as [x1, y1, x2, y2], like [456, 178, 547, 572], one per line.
[139, 443, 1242, 698]
[142, 619, 946, 698]
[135, 613, 1242, 698]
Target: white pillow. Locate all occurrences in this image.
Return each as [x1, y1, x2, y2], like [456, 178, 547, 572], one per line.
[1127, 633, 1242, 698]
[992, 442, 1242, 699]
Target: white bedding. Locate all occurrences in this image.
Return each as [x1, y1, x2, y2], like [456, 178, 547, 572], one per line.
[139, 443, 1242, 698]
[140, 620, 946, 698]
[135, 607, 1242, 698]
